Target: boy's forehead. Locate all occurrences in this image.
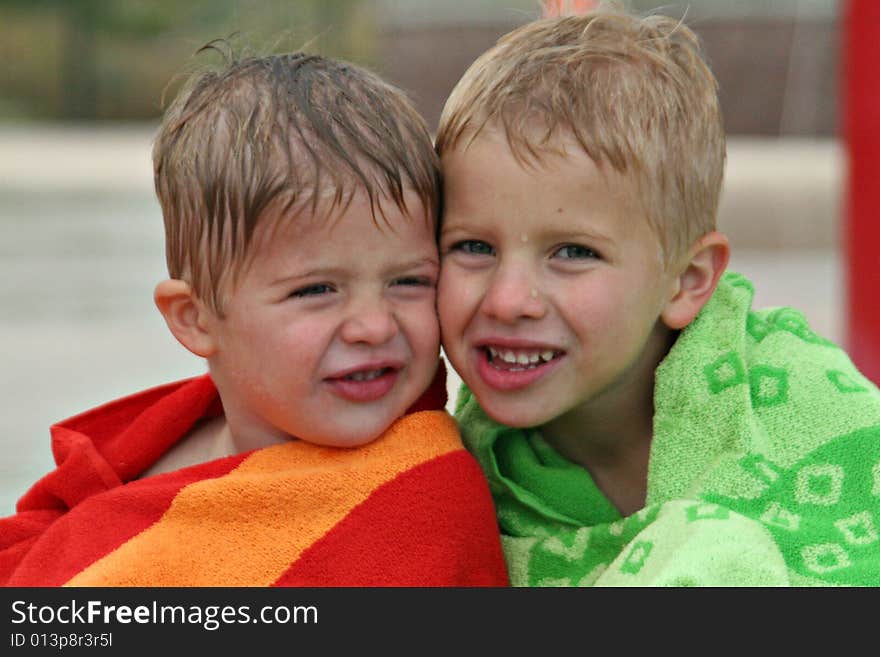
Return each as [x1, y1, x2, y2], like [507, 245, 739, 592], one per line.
[441, 127, 663, 250]
[288, 185, 429, 227]
[249, 186, 434, 257]
[443, 127, 636, 202]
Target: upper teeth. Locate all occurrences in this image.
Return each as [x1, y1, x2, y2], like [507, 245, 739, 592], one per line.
[488, 347, 557, 364]
[348, 369, 384, 381]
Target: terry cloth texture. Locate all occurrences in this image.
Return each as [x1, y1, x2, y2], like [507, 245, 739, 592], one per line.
[1, 364, 509, 587]
[457, 271, 880, 586]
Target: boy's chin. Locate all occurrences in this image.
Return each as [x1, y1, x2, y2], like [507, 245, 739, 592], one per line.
[299, 429, 385, 449]
[475, 394, 548, 429]
[298, 402, 420, 448]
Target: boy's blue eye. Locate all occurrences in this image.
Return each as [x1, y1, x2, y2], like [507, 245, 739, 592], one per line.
[452, 240, 495, 256]
[554, 244, 599, 260]
[291, 283, 334, 298]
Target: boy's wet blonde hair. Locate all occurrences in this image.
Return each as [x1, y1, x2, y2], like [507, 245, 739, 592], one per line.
[153, 48, 440, 315]
[435, 4, 725, 264]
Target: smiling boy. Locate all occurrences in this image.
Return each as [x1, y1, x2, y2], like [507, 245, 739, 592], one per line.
[0, 50, 508, 587]
[439, 132, 704, 516]
[436, 5, 880, 586]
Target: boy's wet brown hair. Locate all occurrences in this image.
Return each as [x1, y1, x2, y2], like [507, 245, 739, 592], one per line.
[153, 47, 440, 314]
[435, 2, 725, 265]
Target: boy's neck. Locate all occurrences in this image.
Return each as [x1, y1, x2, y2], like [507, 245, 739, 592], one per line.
[140, 415, 234, 478]
[139, 411, 293, 480]
[538, 324, 678, 516]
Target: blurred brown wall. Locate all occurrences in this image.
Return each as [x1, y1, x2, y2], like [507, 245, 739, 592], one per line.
[375, 15, 840, 137]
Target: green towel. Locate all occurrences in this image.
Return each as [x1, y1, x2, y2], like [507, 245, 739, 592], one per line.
[457, 271, 880, 586]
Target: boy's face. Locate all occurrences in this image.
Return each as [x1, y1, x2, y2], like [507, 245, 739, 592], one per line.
[207, 189, 440, 447]
[438, 130, 679, 429]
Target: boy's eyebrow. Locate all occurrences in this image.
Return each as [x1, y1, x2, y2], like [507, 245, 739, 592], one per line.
[268, 256, 438, 286]
[383, 255, 441, 279]
[540, 227, 616, 245]
[268, 268, 346, 287]
[439, 218, 497, 236]
[440, 223, 616, 246]
[390, 256, 440, 271]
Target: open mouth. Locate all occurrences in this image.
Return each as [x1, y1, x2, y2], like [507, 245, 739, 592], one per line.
[326, 365, 400, 402]
[342, 367, 392, 382]
[485, 346, 563, 371]
[475, 345, 565, 391]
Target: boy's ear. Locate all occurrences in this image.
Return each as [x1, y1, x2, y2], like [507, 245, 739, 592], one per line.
[660, 231, 731, 331]
[154, 279, 218, 358]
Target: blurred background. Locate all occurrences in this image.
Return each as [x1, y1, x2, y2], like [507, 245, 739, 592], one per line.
[0, 0, 855, 512]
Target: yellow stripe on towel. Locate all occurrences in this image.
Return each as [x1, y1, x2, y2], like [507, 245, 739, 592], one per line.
[65, 411, 460, 587]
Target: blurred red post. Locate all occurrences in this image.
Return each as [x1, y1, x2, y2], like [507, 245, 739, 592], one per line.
[543, 1, 598, 17]
[844, 0, 880, 384]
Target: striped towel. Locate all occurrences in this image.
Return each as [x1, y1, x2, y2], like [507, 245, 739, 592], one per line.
[1, 368, 509, 587]
[456, 271, 880, 586]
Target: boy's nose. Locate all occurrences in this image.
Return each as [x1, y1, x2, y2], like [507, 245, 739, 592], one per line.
[340, 300, 400, 345]
[479, 265, 546, 323]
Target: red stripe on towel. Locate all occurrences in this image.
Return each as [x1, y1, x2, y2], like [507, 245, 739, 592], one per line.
[272, 450, 509, 586]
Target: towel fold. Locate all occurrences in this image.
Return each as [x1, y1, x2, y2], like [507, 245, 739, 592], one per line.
[2, 366, 509, 587]
[457, 271, 880, 586]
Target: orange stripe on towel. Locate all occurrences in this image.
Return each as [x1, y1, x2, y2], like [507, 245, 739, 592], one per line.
[64, 411, 461, 587]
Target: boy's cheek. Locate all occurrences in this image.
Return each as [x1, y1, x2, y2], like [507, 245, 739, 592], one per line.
[437, 312, 469, 361]
[438, 261, 468, 296]
[436, 284, 462, 330]
[409, 299, 442, 352]
[439, 266, 483, 306]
